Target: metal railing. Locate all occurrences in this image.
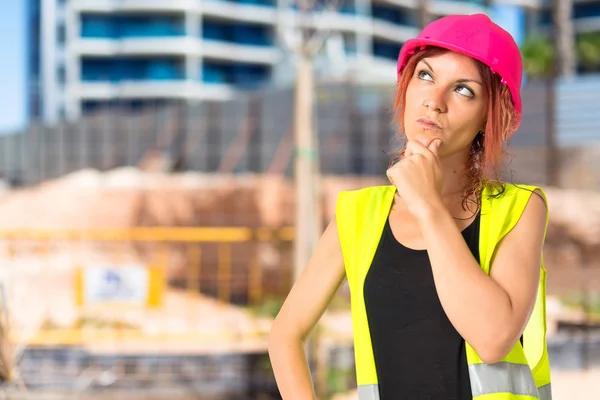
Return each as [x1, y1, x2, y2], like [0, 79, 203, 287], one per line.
[0, 226, 294, 348]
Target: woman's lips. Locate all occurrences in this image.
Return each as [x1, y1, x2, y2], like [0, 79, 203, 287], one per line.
[416, 117, 442, 130]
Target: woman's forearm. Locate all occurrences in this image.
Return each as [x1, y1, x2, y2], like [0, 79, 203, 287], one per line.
[417, 204, 514, 361]
[268, 330, 317, 400]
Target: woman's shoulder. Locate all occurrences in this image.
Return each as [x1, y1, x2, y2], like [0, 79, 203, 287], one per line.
[336, 185, 396, 213]
[337, 184, 395, 202]
[483, 182, 548, 217]
[338, 184, 395, 195]
[484, 181, 546, 197]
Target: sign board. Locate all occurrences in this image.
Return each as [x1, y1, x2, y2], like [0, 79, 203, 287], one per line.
[75, 264, 164, 308]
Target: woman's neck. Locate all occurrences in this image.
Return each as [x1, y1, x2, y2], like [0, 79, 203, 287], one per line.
[439, 152, 471, 197]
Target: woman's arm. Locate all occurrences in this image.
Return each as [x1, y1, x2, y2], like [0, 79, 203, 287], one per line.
[417, 191, 547, 363]
[268, 217, 346, 399]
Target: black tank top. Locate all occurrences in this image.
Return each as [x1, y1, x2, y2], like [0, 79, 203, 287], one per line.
[363, 211, 481, 399]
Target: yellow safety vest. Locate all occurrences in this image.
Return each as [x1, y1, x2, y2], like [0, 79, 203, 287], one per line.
[335, 183, 552, 400]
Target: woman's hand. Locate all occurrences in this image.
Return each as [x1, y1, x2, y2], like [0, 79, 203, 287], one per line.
[386, 136, 443, 220]
[269, 217, 346, 400]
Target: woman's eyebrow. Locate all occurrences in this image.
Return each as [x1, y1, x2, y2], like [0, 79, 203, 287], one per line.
[456, 78, 483, 86]
[420, 59, 483, 86]
[422, 60, 434, 71]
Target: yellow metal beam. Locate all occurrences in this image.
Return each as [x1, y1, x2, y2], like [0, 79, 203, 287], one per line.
[0, 227, 293, 242]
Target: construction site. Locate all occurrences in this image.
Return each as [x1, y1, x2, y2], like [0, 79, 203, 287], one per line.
[0, 76, 597, 400]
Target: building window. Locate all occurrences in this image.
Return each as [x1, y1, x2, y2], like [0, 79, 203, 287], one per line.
[57, 23, 66, 45]
[236, 0, 276, 5]
[574, 3, 600, 19]
[202, 18, 273, 46]
[339, 2, 356, 14]
[202, 61, 271, 88]
[80, 14, 185, 38]
[81, 57, 185, 81]
[343, 33, 357, 54]
[538, 9, 552, 26]
[57, 65, 66, 85]
[371, 3, 416, 26]
[372, 39, 403, 60]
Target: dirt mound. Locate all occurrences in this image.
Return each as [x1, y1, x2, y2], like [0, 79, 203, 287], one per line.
[0, 167, 382, 229]
[0, 169, 598, 298]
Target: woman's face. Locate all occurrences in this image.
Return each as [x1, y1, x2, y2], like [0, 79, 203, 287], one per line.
[403, 51, 488, 157]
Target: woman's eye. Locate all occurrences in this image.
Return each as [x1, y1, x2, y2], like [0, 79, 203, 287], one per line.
[418, 70, 433, 81]
[456, 85, 474, 98]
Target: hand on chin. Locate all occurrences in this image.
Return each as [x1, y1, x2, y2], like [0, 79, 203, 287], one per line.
[387, 137, 444, 220]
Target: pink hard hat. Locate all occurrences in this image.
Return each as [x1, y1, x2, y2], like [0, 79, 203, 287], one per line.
[397, 13, 523, 132]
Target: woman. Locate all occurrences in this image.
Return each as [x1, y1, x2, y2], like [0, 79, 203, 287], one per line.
[269, 14, 551, 400]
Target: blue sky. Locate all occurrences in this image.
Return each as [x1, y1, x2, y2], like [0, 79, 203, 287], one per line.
[0, 1, 25, 134]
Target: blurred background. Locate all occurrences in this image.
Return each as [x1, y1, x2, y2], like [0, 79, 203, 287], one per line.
[0, 0, 597, 399]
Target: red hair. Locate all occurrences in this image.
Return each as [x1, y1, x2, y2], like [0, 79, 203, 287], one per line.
[393, 46, 518, 209]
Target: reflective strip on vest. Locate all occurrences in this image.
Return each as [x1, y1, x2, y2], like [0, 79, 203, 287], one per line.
[357, 384, 380, 400]
[538, 383, 552, 400]
[469, 362, 539, 397]
[357, 370, 551, 400]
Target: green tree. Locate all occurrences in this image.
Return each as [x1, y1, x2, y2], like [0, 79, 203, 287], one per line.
[520, 35, 555, 79]
[555, 0, 576, 76]
[576, 33, 600, 72]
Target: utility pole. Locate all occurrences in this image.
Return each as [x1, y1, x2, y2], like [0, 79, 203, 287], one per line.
[290, 1, 341, 282]
[546, 0, 574, 187]
[286, 5, 343, 397]
[544, 0, 571, 187]
[293, 46, 321, 282]
[555, 0, 576, 78]
[417, 0, 430, 29]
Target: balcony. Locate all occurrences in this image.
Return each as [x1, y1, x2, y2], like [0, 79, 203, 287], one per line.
[573, 2, 600, 33]
[75, 81, 236, 101]
[202, 0, 277, 24]
[211, 0, 276, 6]
[498, 0, 543, 7]
[312, 10, 371, 33]
[73, 0, 193, 13]
[371, 20, 419, 43]
[202, 41, 281, 64]
[355, 56, 398, 84]
[430, 0, 487, 16]
[574, 17, 600, 33]
[73, 37, 197, 56]
[75, 81, 191, 100]
[77, 15, 193, 55]
[194, 83, 237, 101]
[73, 82, 118, 99]
[266, 9, 368, 38]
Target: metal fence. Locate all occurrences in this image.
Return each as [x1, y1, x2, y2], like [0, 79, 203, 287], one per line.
[2, 78, 600, 190]
[1, 79, 588, 188]
[0, 226, 298, 399]
[0, 224, 362, 399]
